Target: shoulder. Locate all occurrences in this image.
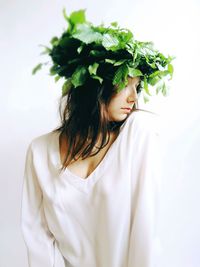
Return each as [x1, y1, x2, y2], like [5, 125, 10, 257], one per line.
[27, 131, 55, 154]
[127, 110, 160, 136]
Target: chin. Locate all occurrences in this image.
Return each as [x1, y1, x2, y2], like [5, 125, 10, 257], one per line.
[113, 114, 128, 122]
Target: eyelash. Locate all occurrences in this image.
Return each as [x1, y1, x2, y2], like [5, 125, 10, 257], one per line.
[136, 83, 142, 93]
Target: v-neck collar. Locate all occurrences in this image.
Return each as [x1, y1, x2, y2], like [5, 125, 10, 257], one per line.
[52, 112, 136, 192]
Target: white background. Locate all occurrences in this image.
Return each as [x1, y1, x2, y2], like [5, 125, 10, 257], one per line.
[0, 0, 200, 266]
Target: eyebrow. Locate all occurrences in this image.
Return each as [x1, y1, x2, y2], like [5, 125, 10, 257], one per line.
[132, 81, 140, 87]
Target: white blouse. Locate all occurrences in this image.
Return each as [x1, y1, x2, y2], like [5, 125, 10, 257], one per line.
[20, 110, 162, 267]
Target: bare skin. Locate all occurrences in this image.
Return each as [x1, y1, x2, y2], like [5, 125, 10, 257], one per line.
[59, 76, 140, 179]
[59, 131, 118, 179]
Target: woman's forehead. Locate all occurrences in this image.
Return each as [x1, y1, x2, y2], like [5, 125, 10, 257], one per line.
[127, 76, 140, 84]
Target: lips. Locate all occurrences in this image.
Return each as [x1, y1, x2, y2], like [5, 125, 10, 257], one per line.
[121, 108, 132, 113]
[122, 107, 132, 111]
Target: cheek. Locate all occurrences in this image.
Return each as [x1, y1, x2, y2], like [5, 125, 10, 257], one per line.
[107, 91, 125, 111]
[108, 98, 119, 111]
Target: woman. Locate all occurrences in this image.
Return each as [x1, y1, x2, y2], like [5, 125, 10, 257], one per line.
[21, 76, 161, 267]
[21, 9, 173, 267]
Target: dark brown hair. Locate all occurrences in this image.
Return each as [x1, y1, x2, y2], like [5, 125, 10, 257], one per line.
[52, 78, 152, 173]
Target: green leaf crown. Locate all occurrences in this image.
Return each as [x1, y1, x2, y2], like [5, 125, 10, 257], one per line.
[32, 8, 176, 103]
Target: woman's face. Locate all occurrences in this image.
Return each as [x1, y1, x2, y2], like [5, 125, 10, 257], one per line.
[107, 76, 140, 122]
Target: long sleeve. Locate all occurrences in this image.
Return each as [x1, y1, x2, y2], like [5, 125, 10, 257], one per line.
[20, 141, 58, 267]
[128, 122, 163, 267]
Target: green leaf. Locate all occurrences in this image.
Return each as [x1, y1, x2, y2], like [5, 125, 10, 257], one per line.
[156, 81, 164, 95]
[88, 62, 99, 75]
[50, 37, 59, 46]
[148, 76, 160, 86]
[115, 79, 128, 92]
[62, 79, 72, 96]
[54, 75, 61, 82]
[128, 68, 143, 77]
[149, 70, 169, 79]
[156, 62, 165, 71]
[69, 9, 86, 25]
[133, 49, 138, 62]
[168, 63, 173, 73]
[168, 63, 174, 79]
[102, 33, 119, 50]
[62, 8, 68, 22]
[63, 9, 86, 33]
[72, 24, 102, 44]
[91, 75, 103, 83]
[143, 76, 151, 96]
[105, 59, 116, 64]
[110, 21, 118, 27]
[113, 59, 127, 66]
[77, 45, 84, 54]
[161, 82, 169, 96]
[89, 49, 107, 57]
[113, 64, 129, 86]
[32, 63, 43, 75]
[156, 86, 160, 94]
[34, 8, 175, 103]
[141, 90, 150, 103]
[143, 93, 150, 103]
[38, 45, 51, 55]
[49, 65, 59, 76]
[71, 65, 88, 87]
[149, 70, 161, 78]
[62, 8, 73, 32]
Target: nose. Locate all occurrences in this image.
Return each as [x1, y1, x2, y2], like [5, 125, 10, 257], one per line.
[127, 88, 138, 103]
[127, 96, 137, 103]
